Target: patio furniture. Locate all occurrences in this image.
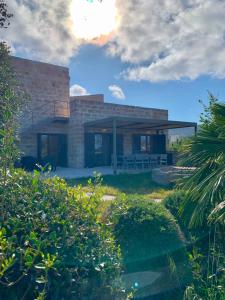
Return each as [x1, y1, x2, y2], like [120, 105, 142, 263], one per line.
[123, 155, 136, 169]
[135, 154, 144, 169]
[116, 155, 124, 169]
[159, 154, 168, 165]
[149, 154, 159, 167]
[134, 154, 150, 169]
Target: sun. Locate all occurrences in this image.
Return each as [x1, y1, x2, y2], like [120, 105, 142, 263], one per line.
[70, 0, 118, 41]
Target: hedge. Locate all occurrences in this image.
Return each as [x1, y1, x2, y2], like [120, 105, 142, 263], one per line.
[0, 169, 126, 300]
[109, 195, 190, 299]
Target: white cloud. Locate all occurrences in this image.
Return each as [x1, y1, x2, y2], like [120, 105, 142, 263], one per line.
[2, 0, 225, 82]
[0, 0, 80, 64]
[108, 0, 225, 82]
[108, 84, 125, 99]
[70, 84, 88, 96]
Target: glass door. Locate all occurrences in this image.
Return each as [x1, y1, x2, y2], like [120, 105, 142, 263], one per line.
[38, 134, 68, 167]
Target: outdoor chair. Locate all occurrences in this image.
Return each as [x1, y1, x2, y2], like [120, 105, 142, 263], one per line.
[135, 154, 144, 169]
[160, 154, 168, 165]
[149, 154, 159, 168]
[123, 155, 136, 169]
[142, 154, 151, 168]
[116, 155, 124, 169]
[135, 154, 150, 169]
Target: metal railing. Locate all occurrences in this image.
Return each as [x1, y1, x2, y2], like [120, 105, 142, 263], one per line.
[21, 100, 70, 132]
[53, 100, 70, 119]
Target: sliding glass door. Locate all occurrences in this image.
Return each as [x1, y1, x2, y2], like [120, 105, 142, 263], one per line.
[85, 133, 123, 168]
[37, 134, 68, 167]
[132, 134, 166, 154]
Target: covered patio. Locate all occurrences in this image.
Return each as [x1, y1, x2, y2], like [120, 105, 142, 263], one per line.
[84, 116, 197, 174]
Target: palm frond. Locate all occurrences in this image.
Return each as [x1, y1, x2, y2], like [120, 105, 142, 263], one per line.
[178, 100, 225, 227]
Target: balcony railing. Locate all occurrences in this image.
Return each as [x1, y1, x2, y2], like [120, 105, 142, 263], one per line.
[53, 100, 70, 119]
[21, 100, 70, 132]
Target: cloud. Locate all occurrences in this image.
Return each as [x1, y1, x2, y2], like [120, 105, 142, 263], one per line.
[108, 0, 225, 82]
[70, 84, 88, 96]
[2, 0, 225, 83]
[108, 84, 125, 99]
[0, 0, 80, 64]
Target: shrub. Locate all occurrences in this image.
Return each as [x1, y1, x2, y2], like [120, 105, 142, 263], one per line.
[0, 169, 126, 300]
[109, 195, 190, 298]
[163, 191, 212, 255]
[163, 190, 187, 224]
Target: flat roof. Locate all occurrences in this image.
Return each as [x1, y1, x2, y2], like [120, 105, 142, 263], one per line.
[84, 116, 197, 131]
[11, 56, 69, 71]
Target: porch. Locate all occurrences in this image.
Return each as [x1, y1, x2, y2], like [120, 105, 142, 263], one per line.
[84, 116, 197, 174]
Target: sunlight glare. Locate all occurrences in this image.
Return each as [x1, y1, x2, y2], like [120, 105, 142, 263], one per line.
[70, 0, 118, 41]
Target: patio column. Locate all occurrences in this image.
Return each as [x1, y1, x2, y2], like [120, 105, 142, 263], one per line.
[113, 118, 117, 175]
[194, 125, 197, 136]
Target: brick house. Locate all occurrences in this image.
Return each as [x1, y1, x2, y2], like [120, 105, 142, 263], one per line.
[12, 56, 196, 172]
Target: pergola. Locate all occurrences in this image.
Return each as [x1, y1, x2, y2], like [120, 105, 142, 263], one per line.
[84, 116, 197, 174]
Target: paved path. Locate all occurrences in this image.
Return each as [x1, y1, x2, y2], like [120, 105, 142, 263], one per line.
[48, 166, 114, 179]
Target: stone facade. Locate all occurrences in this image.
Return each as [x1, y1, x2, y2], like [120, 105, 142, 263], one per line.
[68, 95, 168, 168]
[12, 57, 168, 168]
[11, 56, 70, 157]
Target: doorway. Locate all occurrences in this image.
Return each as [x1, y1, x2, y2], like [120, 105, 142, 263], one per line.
[85, 133, 123, 168]
[37, 134, 68, 167]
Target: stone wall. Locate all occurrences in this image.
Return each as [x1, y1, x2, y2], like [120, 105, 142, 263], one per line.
[68, 95, 168, 168]
[11, 57, 70, 157]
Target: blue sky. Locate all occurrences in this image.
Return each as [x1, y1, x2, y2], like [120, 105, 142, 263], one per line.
[70, 44, 225, 122]
[2, 0, 225, 123]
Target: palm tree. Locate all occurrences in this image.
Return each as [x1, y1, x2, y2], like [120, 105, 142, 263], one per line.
[179, 94, 225, 227]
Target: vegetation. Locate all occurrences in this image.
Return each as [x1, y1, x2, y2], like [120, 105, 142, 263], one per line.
[1, 15, 225, 298]
[0, 169, 126, 300]
[0, 39, 126, 299]
[67, 172, 172, 200]
[179, 95, 225, 226]
[164, 95, 225, 299]
[0, 42, 28, 177]
[0, 0, 13, 28]
[108, 195, 190, 299]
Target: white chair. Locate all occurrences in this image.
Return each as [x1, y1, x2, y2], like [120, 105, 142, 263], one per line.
[150, 154, 159, 167]
[160, 154, 168, 165]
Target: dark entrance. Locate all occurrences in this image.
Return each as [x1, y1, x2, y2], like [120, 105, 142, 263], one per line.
[85, 133, 123, 168]
[132, 134, 166, 154]
[37, 134, 68, 167]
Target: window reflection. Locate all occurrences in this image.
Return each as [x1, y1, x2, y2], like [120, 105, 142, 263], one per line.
[94, 134, 103, 154]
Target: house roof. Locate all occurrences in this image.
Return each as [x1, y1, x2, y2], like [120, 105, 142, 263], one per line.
[84, 116, 197, 131]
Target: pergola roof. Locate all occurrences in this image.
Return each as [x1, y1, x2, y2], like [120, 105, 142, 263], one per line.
[84, 116, 197, 131]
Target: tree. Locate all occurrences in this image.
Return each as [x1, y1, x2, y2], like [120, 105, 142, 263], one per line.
[179, 94, 225, 226]
[173, 94, 225, 300]
[0, 1, 13, 28]
[0, 42, 28, 175]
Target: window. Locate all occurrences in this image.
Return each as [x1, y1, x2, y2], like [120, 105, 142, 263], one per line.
[146, 136, 151, 152]
[140, 136, 147, 152]
[40, 134, 48, 157]
[94, 134, 103, 154]
[140, 135, 151, 153]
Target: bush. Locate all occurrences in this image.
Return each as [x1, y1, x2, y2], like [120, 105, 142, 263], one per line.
[0, 169, 126, 300]
[163, 191, 212, 254]
[108, 195, 190, 299]
[163, 190, 187, 222]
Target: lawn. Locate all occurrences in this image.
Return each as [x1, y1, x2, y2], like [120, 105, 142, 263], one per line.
[67, 171, 173, 200]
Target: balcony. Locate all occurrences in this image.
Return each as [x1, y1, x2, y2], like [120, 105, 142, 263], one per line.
[53, 100, 70, 123]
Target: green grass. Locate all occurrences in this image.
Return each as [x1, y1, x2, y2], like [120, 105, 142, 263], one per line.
[67, 172, 173, 200]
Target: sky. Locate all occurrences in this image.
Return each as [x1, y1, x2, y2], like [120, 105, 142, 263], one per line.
[2, 0, 225, 122]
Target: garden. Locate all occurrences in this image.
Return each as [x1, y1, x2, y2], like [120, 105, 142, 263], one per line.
[1, 9, 225, 300]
